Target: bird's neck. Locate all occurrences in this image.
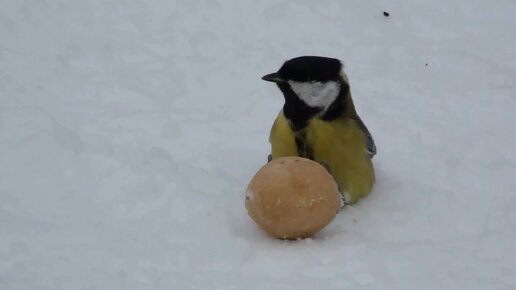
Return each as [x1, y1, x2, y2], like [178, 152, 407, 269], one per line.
[278, 82, 319, 131]
[279, 80, 354, 131]
[321, 81, 355, 121]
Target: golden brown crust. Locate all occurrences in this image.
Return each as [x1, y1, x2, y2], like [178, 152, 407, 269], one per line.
[246, 157, 341, 239]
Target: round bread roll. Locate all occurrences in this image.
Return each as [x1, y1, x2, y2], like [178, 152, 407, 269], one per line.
[246, 157, 341, 239]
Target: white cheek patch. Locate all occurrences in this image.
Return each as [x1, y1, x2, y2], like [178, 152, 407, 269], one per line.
[288, 80, 340, 111]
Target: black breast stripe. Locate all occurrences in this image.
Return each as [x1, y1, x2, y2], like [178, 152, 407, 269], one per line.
[294, 130, 314, 159]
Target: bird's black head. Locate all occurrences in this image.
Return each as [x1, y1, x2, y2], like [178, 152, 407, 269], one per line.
[262, 56, 343, 83]
[279, 56, 342, 82]
[262, 56, 349, 129]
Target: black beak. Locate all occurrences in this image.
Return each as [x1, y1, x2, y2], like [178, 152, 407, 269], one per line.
[261, 72, 284, 83]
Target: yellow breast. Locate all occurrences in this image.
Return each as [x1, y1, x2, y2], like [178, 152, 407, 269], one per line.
[269, 112, 375, 204]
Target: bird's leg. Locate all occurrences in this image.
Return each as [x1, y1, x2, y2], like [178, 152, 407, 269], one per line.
[320, 160, 349, 209]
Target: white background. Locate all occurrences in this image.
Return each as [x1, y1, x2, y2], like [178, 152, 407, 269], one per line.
[1, 1, 515, 289]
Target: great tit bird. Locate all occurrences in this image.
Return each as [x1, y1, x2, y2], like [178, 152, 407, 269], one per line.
[262, 56, 376, 204]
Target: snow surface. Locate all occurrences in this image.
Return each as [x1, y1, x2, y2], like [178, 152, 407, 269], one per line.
[1, 0, 516, 289]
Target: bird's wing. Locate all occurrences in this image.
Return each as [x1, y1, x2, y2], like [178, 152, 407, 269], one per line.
[351, 115, 376, 158]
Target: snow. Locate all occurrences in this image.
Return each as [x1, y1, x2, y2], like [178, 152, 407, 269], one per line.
[1, 0, 516, 289]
